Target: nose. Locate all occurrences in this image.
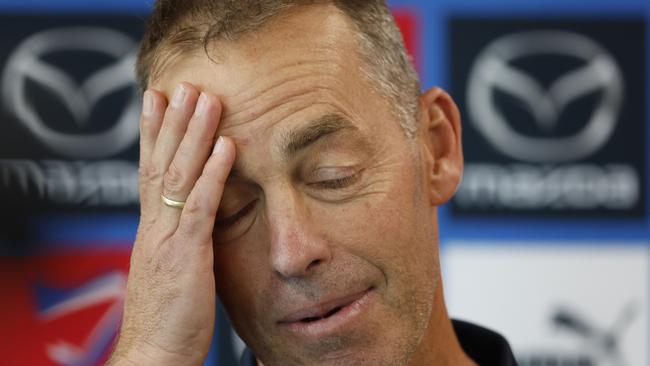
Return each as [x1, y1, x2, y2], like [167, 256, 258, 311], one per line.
[267, 191, 332, 278]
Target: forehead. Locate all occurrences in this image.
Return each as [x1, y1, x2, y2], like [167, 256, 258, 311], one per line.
[151, 4, 401, 164]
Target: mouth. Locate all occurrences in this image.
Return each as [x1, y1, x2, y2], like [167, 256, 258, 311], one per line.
[300, 305, 346, 323]
[278, 287, 375, 338]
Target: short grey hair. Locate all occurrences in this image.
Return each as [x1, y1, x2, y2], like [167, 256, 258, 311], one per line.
[136, 0, 421, 136]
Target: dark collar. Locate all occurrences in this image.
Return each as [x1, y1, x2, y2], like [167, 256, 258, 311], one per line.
[240, 319, 518, 365]
[452, 319, 518, 366]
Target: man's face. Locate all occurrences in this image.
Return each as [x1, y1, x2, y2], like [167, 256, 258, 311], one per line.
[153, 5, 442, 366]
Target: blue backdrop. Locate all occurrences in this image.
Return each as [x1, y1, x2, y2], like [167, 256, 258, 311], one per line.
[0, 0, 648, 365]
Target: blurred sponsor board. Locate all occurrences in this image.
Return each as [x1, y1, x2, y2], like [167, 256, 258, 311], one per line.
[392, 8, 420, 72]
[0, 15, 143, 209]
[443, 243, 649, 366]
[0, 251, 130, 366]
[449, 19, 646, 218]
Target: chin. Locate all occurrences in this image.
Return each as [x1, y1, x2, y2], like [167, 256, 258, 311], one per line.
[259, 350, 411, 366]
[252, 325, 419, 366]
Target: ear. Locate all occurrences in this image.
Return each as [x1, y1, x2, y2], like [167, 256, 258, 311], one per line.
[418, 87, 464, 206]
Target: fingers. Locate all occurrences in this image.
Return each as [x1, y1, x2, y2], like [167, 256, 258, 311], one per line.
[140, 90, 165, 163]
[138, 82, 233, 240]
[139, 90, 166, 219]
[152, 83, 200, 202]
[159, 93, 224, 226]
[178, 136, 236, 240]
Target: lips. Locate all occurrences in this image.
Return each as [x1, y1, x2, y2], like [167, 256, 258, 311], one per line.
[278, 287, 374, 338]
[280, 289, 368, 324]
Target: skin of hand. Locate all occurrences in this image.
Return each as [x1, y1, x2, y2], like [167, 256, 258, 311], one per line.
[107, 84, 235, 366]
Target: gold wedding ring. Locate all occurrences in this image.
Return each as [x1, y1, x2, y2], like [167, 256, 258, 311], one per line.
[161, 194, 186, 209]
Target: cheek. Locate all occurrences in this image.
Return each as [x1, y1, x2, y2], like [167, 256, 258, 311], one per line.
[213, 215, 272, 295]
[317, 190, 427, 268]
[316, 171, 439, 294]
[213, 242, 268, 335]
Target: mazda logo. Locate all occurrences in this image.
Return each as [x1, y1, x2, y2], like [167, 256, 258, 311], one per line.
[1, 27, 140, 159]
[467, 30, 624, 163]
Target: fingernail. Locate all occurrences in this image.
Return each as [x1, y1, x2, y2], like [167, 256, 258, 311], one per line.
[213, 136, 225, 155]
[172, 84, 187, 108]
[196, 93, 208, 116]
[143, 91, 153, 116]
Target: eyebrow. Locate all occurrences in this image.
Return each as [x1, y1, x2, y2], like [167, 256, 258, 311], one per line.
[281, 113, 357, 158]
[227, 113, 358, 179]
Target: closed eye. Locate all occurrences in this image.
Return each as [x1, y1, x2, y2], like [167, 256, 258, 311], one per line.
[308, 172, 361, 190]
[216, 200, 258, 228]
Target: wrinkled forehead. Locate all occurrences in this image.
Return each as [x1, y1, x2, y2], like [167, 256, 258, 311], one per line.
[149, 7, 385, 145]
[150, 3, 360, 97]
[148, 3, 410, 180]
[153, 54, 362, 151]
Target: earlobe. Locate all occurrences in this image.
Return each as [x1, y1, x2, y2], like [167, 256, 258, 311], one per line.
[418, 87, 464, 206]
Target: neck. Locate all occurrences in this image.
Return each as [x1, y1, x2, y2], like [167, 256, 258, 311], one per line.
[407, 282, 476, 366]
